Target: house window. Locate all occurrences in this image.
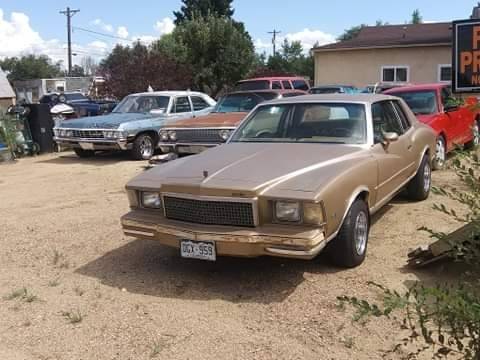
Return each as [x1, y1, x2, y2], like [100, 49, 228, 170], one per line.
[438, 64, 452, 82]
[381, 66, 409, 83]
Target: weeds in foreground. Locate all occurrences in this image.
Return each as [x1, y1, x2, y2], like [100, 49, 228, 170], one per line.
[3, 287, 38, 303]
[61, 309, 84, 324]
[150, 340, 165, 358]
[48, 278, 60, 287]
[51, 249, 69, 269]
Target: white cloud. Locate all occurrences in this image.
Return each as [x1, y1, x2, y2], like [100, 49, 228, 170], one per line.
[154, 17, 175, 35]
[254, 38, 272, 52]
[117, 26, 129, 39]
[91, 18, 113, 33]
[284, 28, 335, 52]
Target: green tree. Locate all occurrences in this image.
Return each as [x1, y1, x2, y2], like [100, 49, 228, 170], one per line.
[411, 9, 423, 24]
[154, 14, 255, 97]
[0, 55, 63, 82]
[337, 24, 367, 41]
[173, 0, 234, 24]
[68, 64, 85, 77]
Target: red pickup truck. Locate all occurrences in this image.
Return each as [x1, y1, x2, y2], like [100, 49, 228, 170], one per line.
[385, 84, 479, 169]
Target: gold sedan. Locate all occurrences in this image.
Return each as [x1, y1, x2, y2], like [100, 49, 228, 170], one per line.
[121, 94, 436, 268]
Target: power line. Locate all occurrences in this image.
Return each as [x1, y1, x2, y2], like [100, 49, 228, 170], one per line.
[59, 7, 80, 75]
[268, 29, 281, 56]
[73, 26, 129, 41]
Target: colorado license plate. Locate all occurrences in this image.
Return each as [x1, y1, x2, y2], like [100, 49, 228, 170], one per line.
[180, 240, 216, 261]
[79, 142, 94, 150]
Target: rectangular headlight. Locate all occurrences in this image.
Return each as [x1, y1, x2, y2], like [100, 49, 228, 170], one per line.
[141, 192, 162, 209]
[275, 201, 301, 222]
[303, 202, 325, 225]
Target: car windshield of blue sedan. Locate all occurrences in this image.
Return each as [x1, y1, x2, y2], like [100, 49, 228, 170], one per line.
[213, 93, 273, 113]
[113, 95, 170, 113]
[390, 91, 437, 115]
[231, 103, 367, 144]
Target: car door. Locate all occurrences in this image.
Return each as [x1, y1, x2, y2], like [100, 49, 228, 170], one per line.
[190, 95, 213, 117]
[440, 87, 469, 146]
[370, 101, 413, 203]
[170, 96, 195, 121]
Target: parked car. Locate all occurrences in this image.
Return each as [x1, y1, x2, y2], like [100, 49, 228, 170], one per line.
[235, 77, 310, 92]
[121, 94, 436, 268]
[363, 83, 408, 94]
[158, 90, 305, 155]
[384, 84, 479, 169]
[309, 85, 360, 94]
[40, 91, 117, 117]
[53, 91, 216, 160]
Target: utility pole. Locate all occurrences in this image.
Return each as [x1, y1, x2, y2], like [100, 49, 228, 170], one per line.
[60, 7, 80, 76]
[268, 29, 281, 56]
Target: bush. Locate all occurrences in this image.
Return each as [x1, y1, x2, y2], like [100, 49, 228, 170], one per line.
[339, 151, 480, 359]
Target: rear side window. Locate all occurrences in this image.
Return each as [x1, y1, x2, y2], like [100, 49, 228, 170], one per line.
[173, 96, 192, 113]
[392, 101, 411, 130]
[190, 96, 210, 111]
[272, 81, 282, 89]
[282, 81, 292, 89]
[292, 79, 309, 91]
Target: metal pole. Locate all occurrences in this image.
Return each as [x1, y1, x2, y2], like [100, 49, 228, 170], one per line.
[268, 29, 281, 56]
[60, 7, 80, 76]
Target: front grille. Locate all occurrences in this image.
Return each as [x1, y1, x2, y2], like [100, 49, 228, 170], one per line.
[163, 195, 255, 227]
[71, 130, 104, 139]
[175, 129, 223, 143]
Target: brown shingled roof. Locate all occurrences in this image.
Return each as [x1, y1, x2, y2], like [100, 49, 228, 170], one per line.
[314, 22, 452, 51]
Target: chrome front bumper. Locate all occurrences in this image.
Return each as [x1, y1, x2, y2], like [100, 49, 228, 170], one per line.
[54, 137, 131, 151]
[121, 209, 326, 260]
[158, 142, 218, 154]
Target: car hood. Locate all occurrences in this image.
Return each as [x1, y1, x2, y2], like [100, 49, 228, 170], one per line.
[58, 112, 158, 129]
[128, 142, 370, 196]
[167, 112, 247, 128]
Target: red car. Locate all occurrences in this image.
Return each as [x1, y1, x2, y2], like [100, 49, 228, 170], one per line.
[385, 84, 479, 169]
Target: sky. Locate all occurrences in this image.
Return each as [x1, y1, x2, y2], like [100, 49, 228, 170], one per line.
[0, 0, 478, 67]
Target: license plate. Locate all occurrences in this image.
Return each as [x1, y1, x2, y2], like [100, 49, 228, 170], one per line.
[79, 142, 94, 150]
[180, 240, 216, 261]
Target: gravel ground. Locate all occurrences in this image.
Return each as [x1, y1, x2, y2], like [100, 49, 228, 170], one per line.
[0, 151, 467, 360]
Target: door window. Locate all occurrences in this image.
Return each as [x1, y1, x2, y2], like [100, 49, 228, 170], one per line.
[372, 101, 405, 143]
[282, 81, 293, 89]
[272, 81, 282, 89]
[190, 96, 210, 111]
[392, 101, 411, 130]
[292, 79, 309, 91]
[173, 96, 192, 113]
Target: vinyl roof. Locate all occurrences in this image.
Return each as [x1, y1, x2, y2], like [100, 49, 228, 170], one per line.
[314, 22, 452, 51]
[262, 93, 399, 105]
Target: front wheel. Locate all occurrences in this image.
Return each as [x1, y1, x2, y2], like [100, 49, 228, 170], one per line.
[131, 134, 155, 160]
[433, 136, 446, 170]
[406, 155, 431, 201]
[327, 199, 370, 268]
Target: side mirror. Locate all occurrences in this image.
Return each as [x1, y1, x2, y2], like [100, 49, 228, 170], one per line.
[382, 131, 399, 145]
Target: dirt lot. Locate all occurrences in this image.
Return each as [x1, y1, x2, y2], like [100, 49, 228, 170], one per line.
[0, 152, 467, 360]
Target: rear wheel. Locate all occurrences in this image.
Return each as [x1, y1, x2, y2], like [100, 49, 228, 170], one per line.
[407, 155, 431, 201]
[433, 136, 446, 170]
[327, 199, 369, 268]
[73, 148, 95, 158]
[465, 120, 480, 149]
[131, 134, 155, 160]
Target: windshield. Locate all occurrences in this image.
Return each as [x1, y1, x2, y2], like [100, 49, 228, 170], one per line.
[213, 93, 270, 113]
[231, 103, 367, 144]
[113, 95, 170, 113]
[392, 91, 437, 115]
[235, 80, 270, 91]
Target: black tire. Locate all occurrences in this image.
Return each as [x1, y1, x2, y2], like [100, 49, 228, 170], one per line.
[131, 134, 155, 160]
[406, 155, 431, 201]
[432, 136, 446, 170]
[465, 119, 480, 150]
[327, 199, 370, 268]
[73, 148, 95, 158]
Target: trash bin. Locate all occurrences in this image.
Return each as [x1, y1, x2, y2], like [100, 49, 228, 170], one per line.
[25, 104, 55, 153]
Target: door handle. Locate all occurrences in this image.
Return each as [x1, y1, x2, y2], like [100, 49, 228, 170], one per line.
[407, 144, 413, 150]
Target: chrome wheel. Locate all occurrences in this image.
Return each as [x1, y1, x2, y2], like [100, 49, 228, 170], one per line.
[423, 161, 431, 193]
[140, 137, 153, 159]
[434, 137, 446, 169]
[473, 122, 480, 146]
[354, 211, 368, 256]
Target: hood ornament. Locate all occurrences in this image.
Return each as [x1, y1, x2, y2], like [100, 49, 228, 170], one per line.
[203, 170, 209, 178]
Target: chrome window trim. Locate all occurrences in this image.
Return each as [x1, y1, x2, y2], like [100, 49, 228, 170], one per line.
[159, 127, 237, 131]
[160, 192, 259, 226]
